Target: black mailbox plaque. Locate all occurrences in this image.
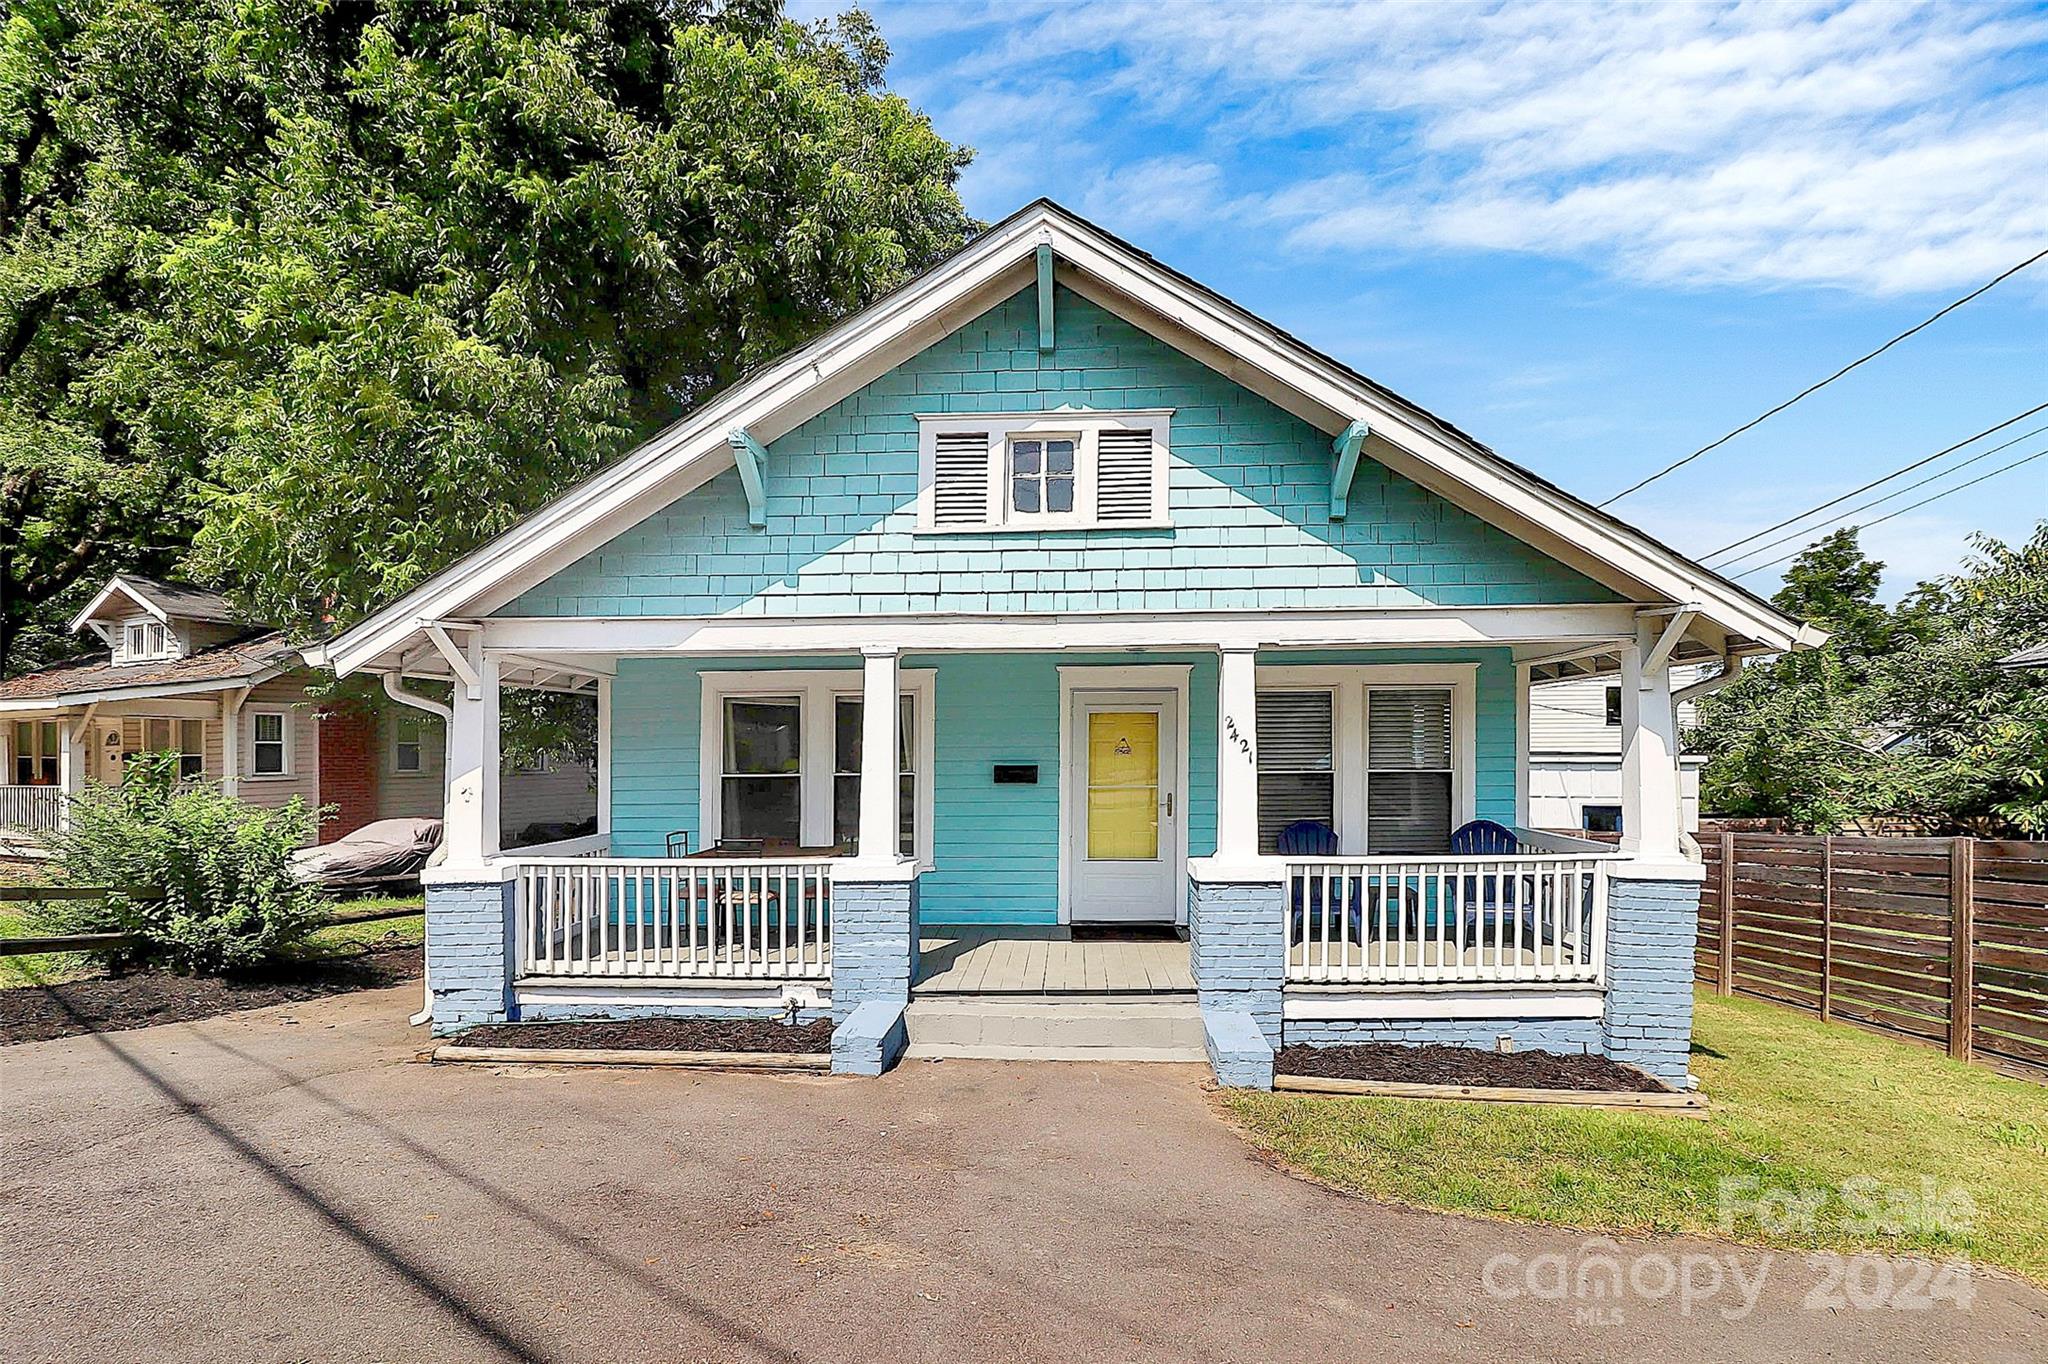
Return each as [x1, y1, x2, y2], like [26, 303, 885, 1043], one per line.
[992, 764, 1039, 785]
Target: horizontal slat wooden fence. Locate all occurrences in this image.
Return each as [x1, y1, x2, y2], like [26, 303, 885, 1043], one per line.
[1698, 834, 2048, 1079]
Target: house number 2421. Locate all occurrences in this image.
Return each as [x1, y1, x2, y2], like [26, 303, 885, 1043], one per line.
[1224, 715, 1254, 764]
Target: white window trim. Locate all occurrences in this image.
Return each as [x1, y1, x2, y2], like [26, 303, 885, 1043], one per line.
[914, 409, 1174, 533]
[391, 714, 425, 774]
[1256, 664, 1478, 854]
[117, 614, 180, 665]
[696, 668, 937, 868]
[247, 707, 293, 779]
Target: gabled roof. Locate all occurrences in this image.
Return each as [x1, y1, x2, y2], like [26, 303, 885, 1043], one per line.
[315, 199, 1822, 677]
[68, 575, 239, 631]
[0, 632, 296, 711]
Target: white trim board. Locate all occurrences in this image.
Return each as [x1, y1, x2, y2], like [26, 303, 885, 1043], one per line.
[1282, 988, 1605, 1021]
[312, 201, 1819, 679]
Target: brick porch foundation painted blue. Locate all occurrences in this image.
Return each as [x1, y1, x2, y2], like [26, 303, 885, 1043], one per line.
[832, 999, 909, 1076]
[829, 878, 920, 1019]
[1282, 1019, 1605, 1052]
[425, 879, 516, 1035]
[519, 1001, 830, 1024]
[1599, 873, 1704, 1086]
[1189, 879, 1285, 1046]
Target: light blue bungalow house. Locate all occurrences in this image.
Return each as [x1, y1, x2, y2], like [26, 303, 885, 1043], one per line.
[309, 202, 1820, 1088]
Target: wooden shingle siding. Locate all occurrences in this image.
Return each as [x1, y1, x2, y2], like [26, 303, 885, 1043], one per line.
[504, 286, 1616, 619]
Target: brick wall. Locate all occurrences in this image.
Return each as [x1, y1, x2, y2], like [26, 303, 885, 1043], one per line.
[828, 878, 920, 1022]
[425, 879, 515, 1034]
[1282, 1019, 1604, 1051]
[316, 705, 380, 842]
[1190, 879, 1285, 1045]
[1601, 873, 1704, 1085]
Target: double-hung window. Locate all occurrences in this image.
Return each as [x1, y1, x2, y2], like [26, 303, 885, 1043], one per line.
[251, 710, 288, 776]
[392, 715, 423, 774]
[832, 696, 916, 857]
[1254, 668, 1473, 857]
[1364, 689, 1455, 854]
[142, 719, 202, 780]
[703, 672, 933, 861]
[1255, 691, 1335, 853]
[721, 697, 803, 844]
[12, 721, 59, 785]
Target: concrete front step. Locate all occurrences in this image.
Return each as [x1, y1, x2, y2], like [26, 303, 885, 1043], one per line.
[903, 997, 1208, 1061]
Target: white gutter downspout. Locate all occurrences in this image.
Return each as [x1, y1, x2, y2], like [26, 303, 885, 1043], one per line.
[381, 671, 453, 1027]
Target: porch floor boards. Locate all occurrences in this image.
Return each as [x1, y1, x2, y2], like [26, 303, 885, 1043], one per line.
[916, 927, 1195, 996]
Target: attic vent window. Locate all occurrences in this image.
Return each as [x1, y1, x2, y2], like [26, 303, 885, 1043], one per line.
[917, 411, 1171, 532]
[120, 620, 170, 663]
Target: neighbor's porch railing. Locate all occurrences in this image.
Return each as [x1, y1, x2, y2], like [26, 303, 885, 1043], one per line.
[0, 785, 64, 837]
[513, 857, 832, 981]
[1283, 852, 1615, 986]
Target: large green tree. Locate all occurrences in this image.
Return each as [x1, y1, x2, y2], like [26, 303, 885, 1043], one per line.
[1688, 524, 2048, 834]
[2, 0, 971, 674]
[0, 0, 246, 673]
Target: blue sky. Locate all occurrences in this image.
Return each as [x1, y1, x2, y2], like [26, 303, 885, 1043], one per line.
[803, 0, 2048, 598]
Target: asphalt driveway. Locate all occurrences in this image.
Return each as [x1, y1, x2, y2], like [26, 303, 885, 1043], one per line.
[3, 985, 2041, 1363]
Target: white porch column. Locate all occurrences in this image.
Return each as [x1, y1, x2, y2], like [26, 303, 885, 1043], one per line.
[855, 645, 902, 864]
[57, 712, 87, 830]
[221, 686, 247, 798]
[1215, 645, 1261, 865]
[443, 651, 502, 868]
[595, 675, 612, 844]
[1618, 621, 1684, 863]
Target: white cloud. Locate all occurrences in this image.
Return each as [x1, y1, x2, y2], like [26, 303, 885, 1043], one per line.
[899, 0, 2048, 295]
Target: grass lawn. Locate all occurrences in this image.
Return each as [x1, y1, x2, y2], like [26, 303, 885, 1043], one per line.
[1223, 989, 2048, 1284]
[0, 895, 423, 987]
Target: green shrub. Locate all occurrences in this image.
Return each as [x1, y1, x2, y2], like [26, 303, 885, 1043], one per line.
[40, 752, 331, 974]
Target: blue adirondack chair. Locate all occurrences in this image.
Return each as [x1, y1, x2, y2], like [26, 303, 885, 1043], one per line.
[1279, 821, 1368, 945]
[1450, 819, 1540, 946]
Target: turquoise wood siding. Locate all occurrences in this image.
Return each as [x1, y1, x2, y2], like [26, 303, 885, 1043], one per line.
[504, 285, 1615, 618]
[607, 647, 1517, 925]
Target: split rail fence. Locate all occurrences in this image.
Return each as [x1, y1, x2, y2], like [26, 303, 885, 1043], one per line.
[1698, 834, 2048, 1078]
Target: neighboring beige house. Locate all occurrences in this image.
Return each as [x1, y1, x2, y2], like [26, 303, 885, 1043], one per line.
[0, 575, 592, 856]
[1528, 665, 1711, 835]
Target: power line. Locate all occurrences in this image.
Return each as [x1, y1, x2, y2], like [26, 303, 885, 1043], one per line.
[1701, 403, 2048, 562]
[1711, 419, 2048, 571]
[1729, 446, 2048, 580]
[1599, 246, 2048, 508]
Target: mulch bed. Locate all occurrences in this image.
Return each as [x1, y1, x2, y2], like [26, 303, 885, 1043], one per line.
[1275, 1041, 1669, 1093]
[457, 1016, 834, 1054]
[0, 942, 421, 1046]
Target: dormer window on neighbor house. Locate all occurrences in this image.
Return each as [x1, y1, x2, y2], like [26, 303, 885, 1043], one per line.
[918, 411, 1171, 532]
[119, 619, 173, 665]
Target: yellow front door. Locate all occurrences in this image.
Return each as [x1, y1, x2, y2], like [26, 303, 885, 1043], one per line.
[1070, 692, 1179, 923]
[1086, 711, 1160, 860]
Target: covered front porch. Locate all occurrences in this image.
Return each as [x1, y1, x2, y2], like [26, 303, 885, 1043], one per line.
[411, 602, 1705, 1076]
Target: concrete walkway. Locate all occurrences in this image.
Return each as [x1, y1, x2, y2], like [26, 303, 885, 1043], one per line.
[3, 986, 2041, 1363]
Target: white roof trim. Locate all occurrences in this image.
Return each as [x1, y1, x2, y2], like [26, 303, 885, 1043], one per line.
[318, 201, 1818, 677]
[67, 576, 171, 633]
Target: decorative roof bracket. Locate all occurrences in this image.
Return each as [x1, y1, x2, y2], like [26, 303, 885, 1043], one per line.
[727, 428, 769, 529]
[1329, 419, 1370, 520]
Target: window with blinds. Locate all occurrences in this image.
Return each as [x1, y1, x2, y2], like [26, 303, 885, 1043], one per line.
[1255, 690, 1335, 853]
[1366, 688, 1454, 854]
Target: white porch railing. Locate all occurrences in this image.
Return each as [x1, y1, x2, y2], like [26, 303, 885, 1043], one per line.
[0, 785, 64, 836]
[1284, 854, 1613, 985]
[513, 857, 832, 981]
